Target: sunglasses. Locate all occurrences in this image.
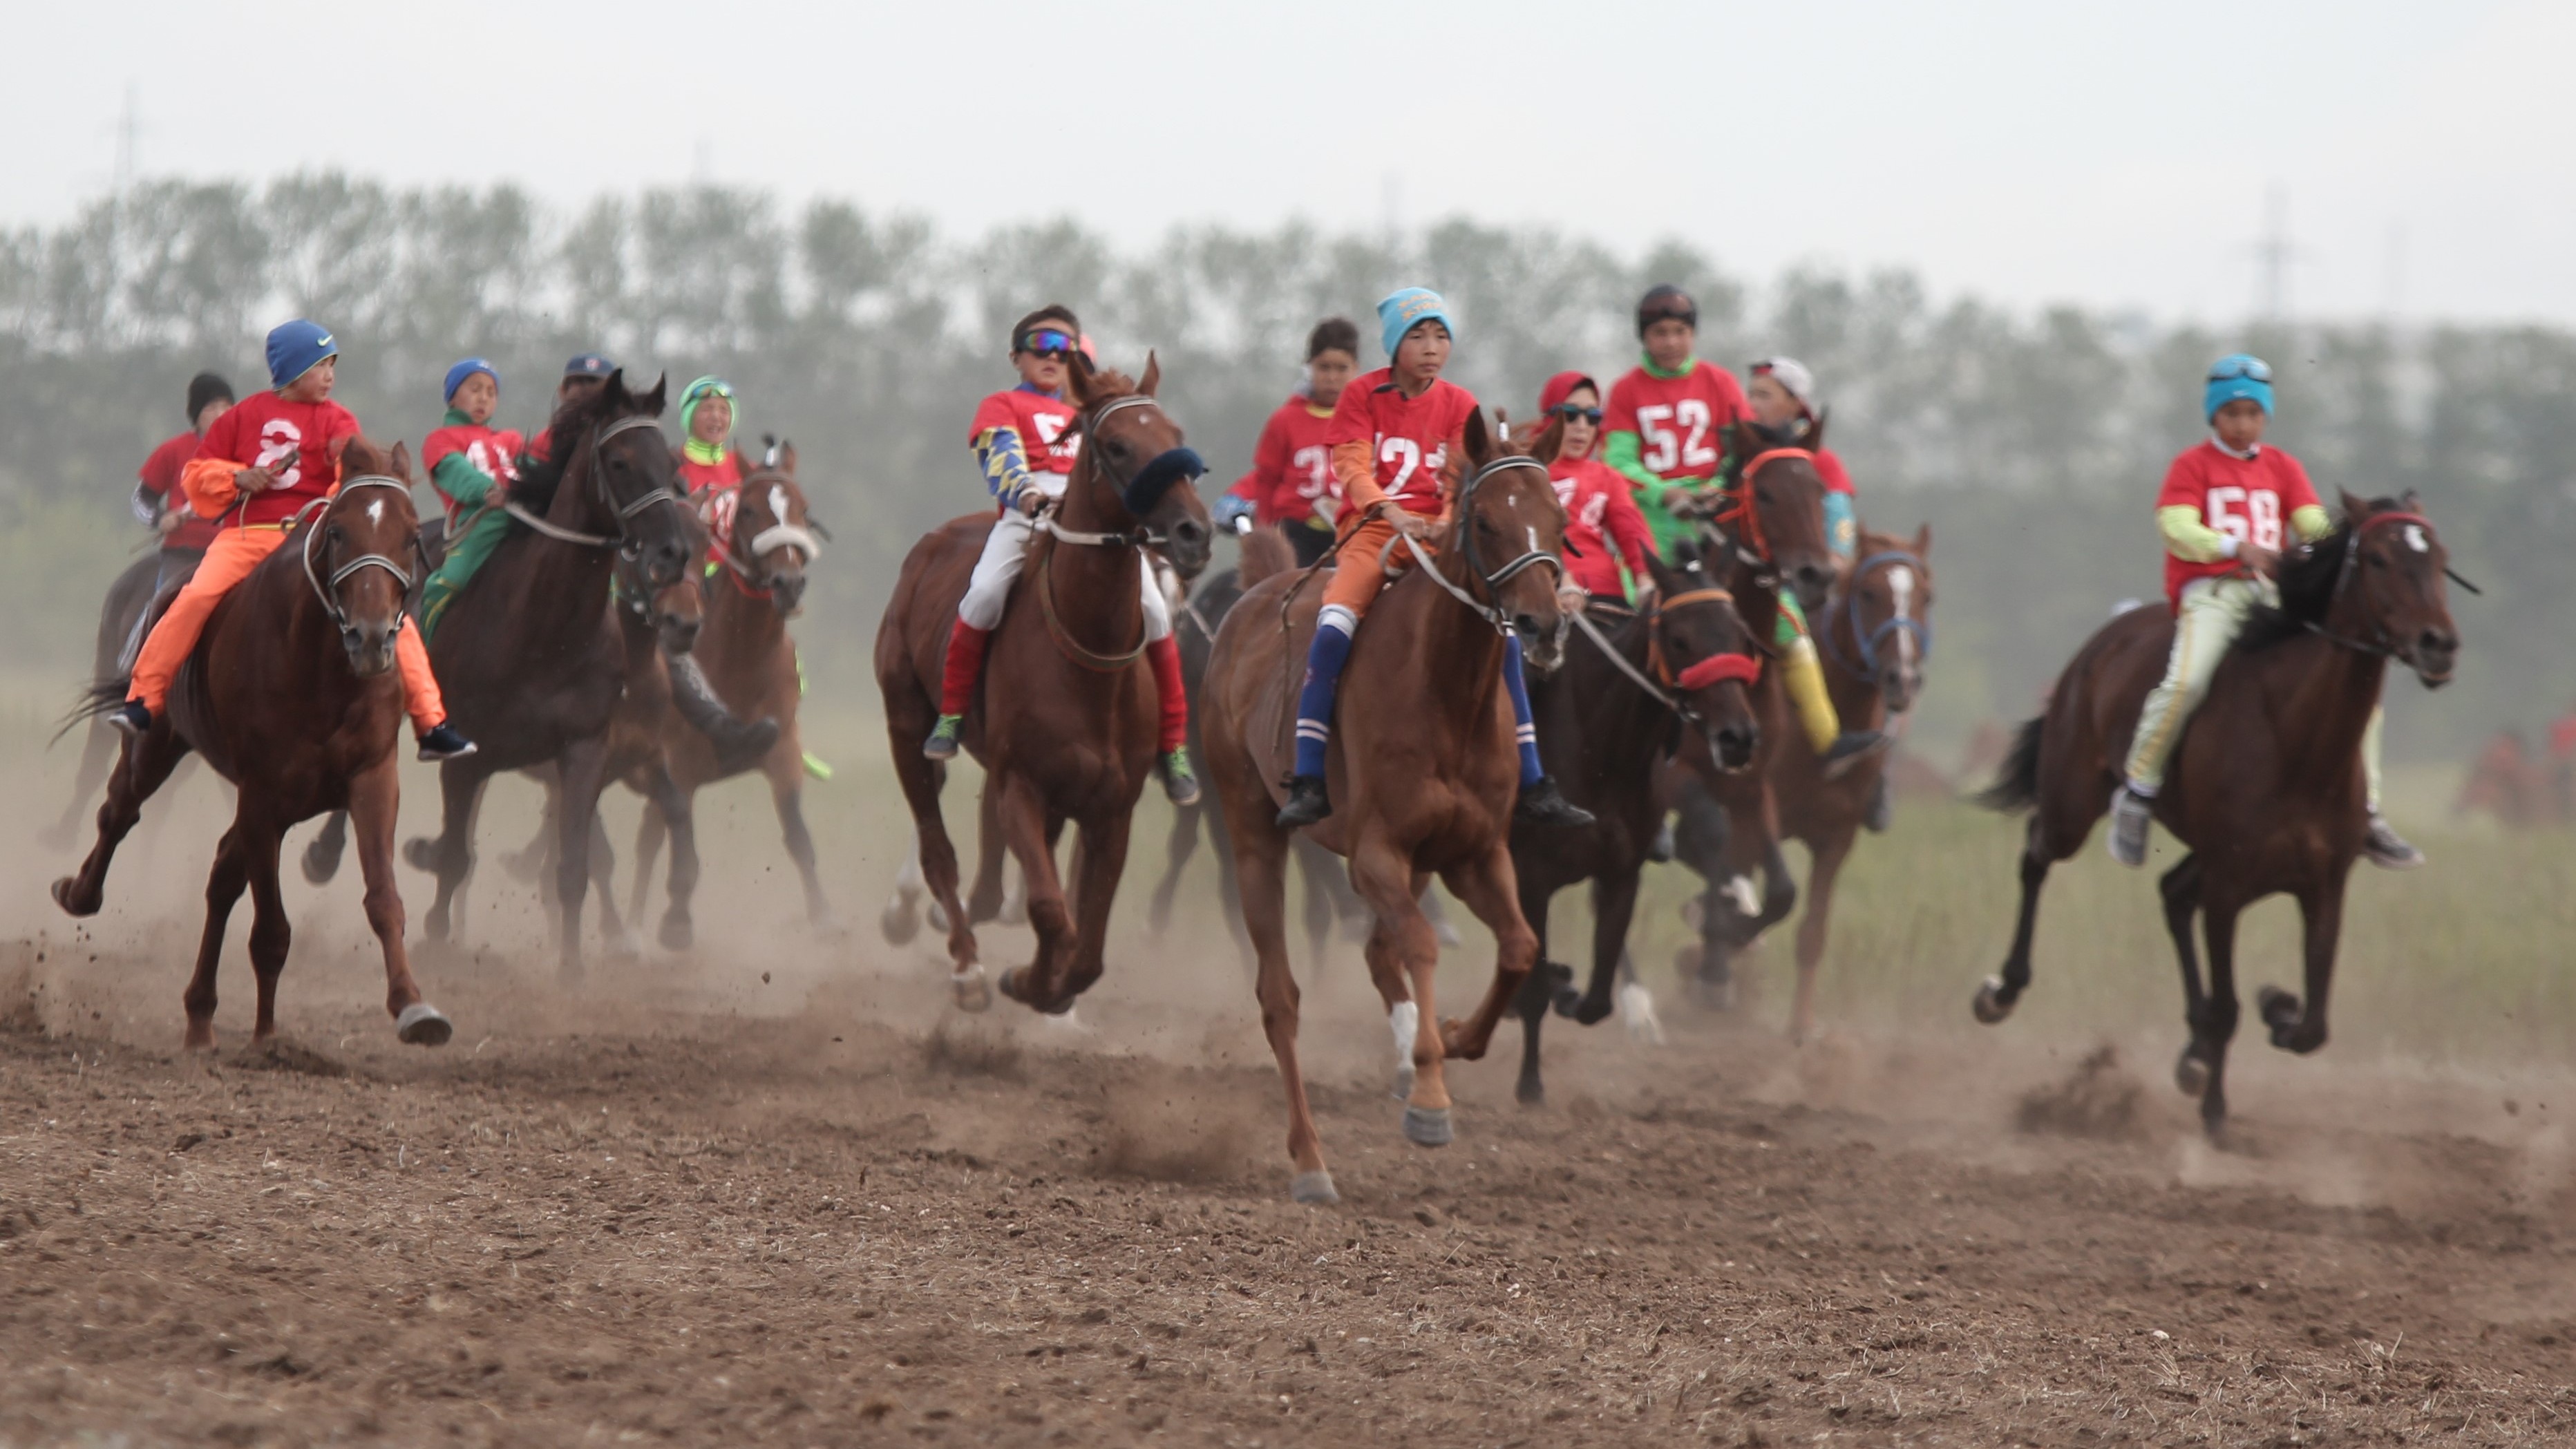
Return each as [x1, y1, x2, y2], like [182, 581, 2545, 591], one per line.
[2208, 356, 2273, 383]
[1019, 328, 1077, 359]
[1552, 404, 1604, 424]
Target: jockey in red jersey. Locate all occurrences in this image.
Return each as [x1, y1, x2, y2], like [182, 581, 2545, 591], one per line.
[1218, 317, 1362, 568]
[1272, 287, 1591, 831]
[2108, 352, 2421, 871]
[678, 376, 746, 502]
[1528, 370, 1654, 603]
[1745, 357, 1857, 560]
[113, 320, 475, 761]
[1603, 285, 1755, 557]
[922, 305, 1197, 805]
[121, 372, 236, 667]
[416, 358, 523, 638]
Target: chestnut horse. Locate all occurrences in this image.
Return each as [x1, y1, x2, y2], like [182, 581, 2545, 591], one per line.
[1973, 492, 2461, 1134]
[53, 439, 451, 1048]
[1770, 523, 1935, 1041]
[1663, 422, 1841, 1010]
[403, 372, 694, 980]
[1508, 544, 1766, 1106]
[1202, 410, 1570, 1204]
[875, 354, 1213, 1013]
[629, 448, 833, 945]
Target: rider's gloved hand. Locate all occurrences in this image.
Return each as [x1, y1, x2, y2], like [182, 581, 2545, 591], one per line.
[1015, 489, 1047, 518]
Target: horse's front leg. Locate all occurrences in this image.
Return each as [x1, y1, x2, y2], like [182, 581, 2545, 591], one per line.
[1349, 834, 1449, 1146]
[1788, 828, 1854, 1044]
[552, 735, 611, 984]
[1055, 804, 1135, 1004]
[52, 722, 189, 918]
[349, 756, 447, 1045]
[1571, 866, 1643, 1027]
[2197, 900, 2246, 1138]
[1511, 878, 1557, 1106]
[242, 817, 292, 1044]
[652, 768, 700, 951]
[2262, 873, 2347, 1056]
[412, 759, 492, 946]
[1433, 841, 1537, 1064]
[181, 818, 256, 1050]
[770, 758, 835, 931]
[994, 777, 1075, 1013]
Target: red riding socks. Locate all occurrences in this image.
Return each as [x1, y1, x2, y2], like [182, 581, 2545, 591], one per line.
[938, 619, 992, 717]
[1148, 634, 1188, 753]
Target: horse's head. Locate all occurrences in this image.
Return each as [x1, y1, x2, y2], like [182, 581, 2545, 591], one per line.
[1841, 524, 1935, 714]
[312, 437, 423, 679]
[588, 369, 692, 588]
[621, 509, 705, 655]
[729, 442, 824, 616]
[1064, 352, 1214, 578]
[1450, 406, 1573, 673]
[1645, 544, 1762, 770]
[1714, 419, 1836, 614]
[2335, 489, 2461, 687]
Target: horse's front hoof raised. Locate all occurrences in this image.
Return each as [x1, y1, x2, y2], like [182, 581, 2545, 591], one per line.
[2173, 1046, 2210, 1098]
[1971, 976, 2016, 1025]
[1401, 1106, 1454, 1148]
[953, 966, 992, 1013]
[50, 876, 99, 918]
[1289, 1169, 1341, 1205]
[395, 1002, 453, 1047]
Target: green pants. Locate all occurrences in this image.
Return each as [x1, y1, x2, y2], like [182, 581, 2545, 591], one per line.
[419, 508, 511, 642]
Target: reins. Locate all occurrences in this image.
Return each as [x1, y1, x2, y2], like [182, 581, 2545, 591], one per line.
[501, 413, 676, 551]
[2305, 510, 2443, 659]
[1030, 390, 1199, 672]
[1705, 447, 1812, 583]
[298, 475, 422, 640]
[1818, 549, 1935, 679]
[1394, 455, 1566, 638]
[1571, 584, 1764, 730]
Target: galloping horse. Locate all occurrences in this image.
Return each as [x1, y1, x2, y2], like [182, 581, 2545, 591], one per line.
[629, 447, 832, 945]
[1508, 545, 1765, 1106]
[46, 549, 198, 848]
[1202, 408, 1570, 1204]
[403, 372, 694, 980]
[1973, 492, 2460, 1133]
[1770, 523, 1935, 1041]
[1663, 422, 1840, 1009]
[875, 355, 1213, 1012]
[53, 439, 451, 1048]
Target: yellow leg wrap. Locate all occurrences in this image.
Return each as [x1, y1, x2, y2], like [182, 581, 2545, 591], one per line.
[1781, 636, 1841, 755]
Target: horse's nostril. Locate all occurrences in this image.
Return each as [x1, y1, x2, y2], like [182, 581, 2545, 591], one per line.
[1512, 614, 1542, 638]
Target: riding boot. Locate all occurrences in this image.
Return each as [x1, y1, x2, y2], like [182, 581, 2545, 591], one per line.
[2364, 813, 2425, 870]
[2107, 783, 2154, 867]
[1820, 730, 1892, 780]
[1502, 635, 1594, 828]
[1515, 774, 1595, 828]
[1146, 636, 1198, 805]
[670, 652, 780, 773]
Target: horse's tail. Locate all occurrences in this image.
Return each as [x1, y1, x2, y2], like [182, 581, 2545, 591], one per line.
[1237, 524, 1296, 588]
[1972, 716, 2046, 814]
[53, 676, 131, 744]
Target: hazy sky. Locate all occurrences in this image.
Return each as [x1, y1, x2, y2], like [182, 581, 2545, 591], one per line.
[17, 1, 2572, 323]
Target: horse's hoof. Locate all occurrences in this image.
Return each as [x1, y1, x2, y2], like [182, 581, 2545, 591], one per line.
[2174, 1048, 2210, 1098]
[879, 896, 920, 946]
[927, 900, 951, 934]
[2257, 985, 2300, 1033]
[808, 910, 846, 939]
[1619, 983, 1667, 1045]
[1289, 1170, 1340, 1206]
[1571, 993, 1614, 1027]
[395, 1003, 453, 1047]
[183, 1023, 216, 1052]
[1971, 976, 2015, 1025]
[658, 916, 693, 952]
[603, 932, 641, 963]
[953, 967, 992, 1013]
[1515, 1078, 1546, 1108]
[1392, 1063, 1415, 1103]
[401, 837, 439, 873]
[50, 877, 99, 918]
[1685, 974, 1736, 1013]
[1401, 1106, 1454, 1148]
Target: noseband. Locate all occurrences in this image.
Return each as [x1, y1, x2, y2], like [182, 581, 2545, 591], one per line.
[1397, 455, 1566, 636]
[1569, 583, 1761, 730]
[502, 413, 678, 553]
[300, 475, 421, 641]
[714, 471, 825, 599]
[1040, 394, 1206, 550]
[1819, 549, 1934, 681]
[2308, 511, 2445, 660]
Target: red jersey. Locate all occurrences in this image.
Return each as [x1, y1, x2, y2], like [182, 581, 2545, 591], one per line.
[1814, 446, 1854, 495]
[421, 422, 524, 521]
[969, 386, 1081, 495]
[1325, 368, 1478, 517]
[1231, 395, 1341, 527]
[1604, 361, 1751, 483]
[1549, 457, 1656, 597]
[194, 392, 362, 529]
[139, 431, 218, 550]
[678, 448, 744, 501]
[2155, 439, 2322, 605]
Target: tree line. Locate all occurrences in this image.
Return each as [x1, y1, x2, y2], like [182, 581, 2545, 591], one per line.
[4, 174, 2572, 766]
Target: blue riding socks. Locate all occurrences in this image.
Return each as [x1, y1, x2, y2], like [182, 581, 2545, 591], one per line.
[1291, 605, 1356, 779]
[1502, 633, 1544, 786]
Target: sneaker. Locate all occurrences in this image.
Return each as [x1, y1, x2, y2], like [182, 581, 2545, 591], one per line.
[1819, 730, 1893, 780]
[2363, 813, 2425, 871]
[1514, 775, 1597, 829]
[2106, 784, 2152, 867]
[107, 701, 153, 738]
[417, 723, 478, 762]
[1863, 772, 1894, 833]
[1276, 775, 1332, 829]
[922, 714, 964, 761]
[1160, 746, 1202, 807]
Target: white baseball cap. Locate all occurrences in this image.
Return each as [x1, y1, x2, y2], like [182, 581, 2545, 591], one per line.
[1750, 357, 1818, 414]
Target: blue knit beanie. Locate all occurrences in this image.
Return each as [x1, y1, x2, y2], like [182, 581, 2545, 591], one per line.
[1377, 287, 1456, 359]
[444, 357, 498, 404]
[265, 319, 337, 388]
[2204, 353, 2275, 421]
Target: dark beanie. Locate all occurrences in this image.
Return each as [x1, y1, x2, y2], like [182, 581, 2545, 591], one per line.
[1636, 285, 1697, 339]
[185, 371, 236, 422]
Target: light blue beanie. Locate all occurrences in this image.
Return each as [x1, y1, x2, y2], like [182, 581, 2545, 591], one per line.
[1377, 287, 1456, 359]
[2204, 353, 2275, 420]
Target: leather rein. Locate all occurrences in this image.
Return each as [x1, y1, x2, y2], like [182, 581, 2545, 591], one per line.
[1035, 392, 1202, 672]
[500, 413, 679, 554]
[1569, 585, 1762, 728]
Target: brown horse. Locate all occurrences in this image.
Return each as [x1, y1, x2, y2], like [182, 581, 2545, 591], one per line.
[875, 354, 1213, 1013]
[52, 439, 451, 1049]
[46, 547, 205, 848]
[1201, 409, 1571, 1204]
[1770, 523, 1935, 1041]
[403, 371, 694, 980]
[629, 447, 833, 945]
[1973, 491, 2461, 1134]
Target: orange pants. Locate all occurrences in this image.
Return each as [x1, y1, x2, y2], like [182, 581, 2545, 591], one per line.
[1321, 511, 1430, 616]
[129, 525, 445, 730]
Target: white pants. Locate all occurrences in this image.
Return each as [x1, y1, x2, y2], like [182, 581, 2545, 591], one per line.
[958, 507, 1171, 642]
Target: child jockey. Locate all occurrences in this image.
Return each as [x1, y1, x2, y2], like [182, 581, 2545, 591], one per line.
[1745, 357, 1857, 560]
[1218, 317, 1362, 569]
[666, 373, 788, 769]
[1273, 287, 1593, 831]
[2110, 354, 2421, 870]
[1530, 371, 1656, 604]
[677, 376, 745, 501]
[1604, 285, 1753, 557]
[418, 358, 522, 638]
[124, 372, 236, 665]
[922, 305, 1198, 806]
[113, 320, 475, 761]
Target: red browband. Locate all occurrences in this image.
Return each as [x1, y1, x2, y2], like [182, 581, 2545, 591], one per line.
[1674, 652, 1762, 691]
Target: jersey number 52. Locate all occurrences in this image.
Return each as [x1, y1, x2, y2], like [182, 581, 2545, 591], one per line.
[1636, 401, 1720, 474]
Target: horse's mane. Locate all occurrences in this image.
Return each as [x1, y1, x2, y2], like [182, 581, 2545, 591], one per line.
[1236, 524, 1295, 587]
[511, 387, 631, 523]
[2235, 496, 2397, 652]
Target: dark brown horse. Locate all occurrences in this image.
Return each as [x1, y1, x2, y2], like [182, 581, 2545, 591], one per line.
[52, 439, 451, 1049]
[1973, 492, 2460, 1134]
[1508, 544, 1766, 1106]
[1771, 523, 1935, 1041]
[1201, 410, 1569, 1204]
[402, 372, 694, 979]
[875, 354, 1213, 1013]
[46, 547, 205, 847]
[1663, 422, 1841, 1010]
[629, 448, 833, 945]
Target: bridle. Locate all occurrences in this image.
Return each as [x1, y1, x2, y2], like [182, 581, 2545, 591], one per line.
[2305, 510, 2448, 660]
[1819, 549, 1934, 683]
[1569, 583, 1763, 730]
[712, 470, 825, 600]
[1036, 394, 1206, 550]
[502, 413, 679, 555]
[299, 475, 422, 642]
[1396, 455, 1566, 637]
[1701, 446, 1813, 589]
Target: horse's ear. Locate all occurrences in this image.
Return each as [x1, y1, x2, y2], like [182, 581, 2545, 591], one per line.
[1138, 350, 1161, 398]
[2339, 487, 2372, 522]
[1913, 522, 1931, 556]
[1460, 404, 1497, 471]
[779, 439, 797, 475]
[638, 373, 668, 416]
[1642, 547, 1678, 594]
[1807, 405, 1829, 451]
[2398, 486, 2423, 513]
[603, 368, 629, 409]
[388, 439, 413, 482]
[1527, 413, 1566, 465]
[1063, 350, 1099, 406]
